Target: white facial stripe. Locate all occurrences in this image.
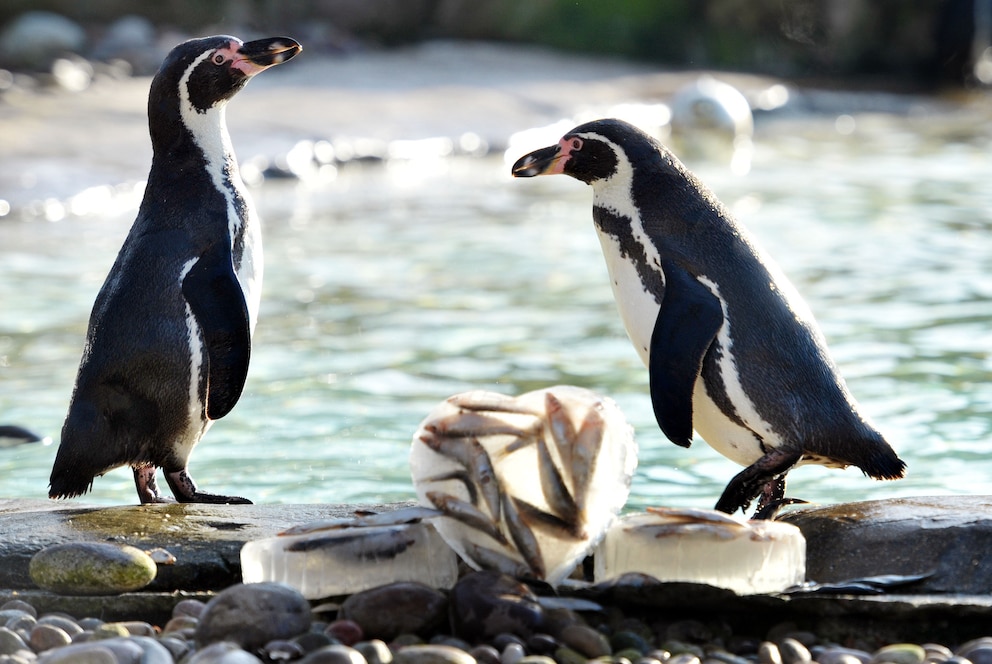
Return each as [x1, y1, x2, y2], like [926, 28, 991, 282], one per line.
[176, 49, 261, 333]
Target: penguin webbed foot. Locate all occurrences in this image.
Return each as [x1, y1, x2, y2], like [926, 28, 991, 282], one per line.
[714, 448, 802, 516]
[134, 466, 175, 504]
[165, 468, 252, 505]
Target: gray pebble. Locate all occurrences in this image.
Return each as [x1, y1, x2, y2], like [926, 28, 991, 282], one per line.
[173, 599, 207, 619]
[706, 651, 751, 664]
[0, 628, 29, 656]
[470, 645, 501, 664]
[923, 644, 953, 663]
[815, 648, 872, 664]
[297, 633, 336, 654]
[518, 658, 555, 664]
[558, 624, 611, 659]
[5, 614, 36, 634]
[341, 582, 448, 642]
[871, 645, 926, 664]
[501, 643, 525, 664]
[35, 642, 118, 664]
[158, 635, 192, 661]
[185, 641, 264, 663]
[1, 602, 37, 618]
[28, 624, 71, 652]
[127, 636, 175, 664]
[636, 658, 665, 664]
[77, 619, 103, 632]
[527, 634, 559, 656]
[36, 617, 81, 638]
[29, 543, 156, 596]
[958, 642, 992, 664]
[355, 639, 394, 664]
[195, 582, 312, 651]
[393, 644, 477, 664]
[779, 639, 812, 664]
[300, 644, 369, 664]
[668, 654, 703, 664]
[552, 646, 586, 664]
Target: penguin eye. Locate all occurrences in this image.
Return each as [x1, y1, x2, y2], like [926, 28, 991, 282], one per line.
[211, 53, 226, 66]
[569, 138, 584, 151]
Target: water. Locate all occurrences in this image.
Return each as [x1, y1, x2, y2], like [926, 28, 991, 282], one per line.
[3, 94, 992, 511]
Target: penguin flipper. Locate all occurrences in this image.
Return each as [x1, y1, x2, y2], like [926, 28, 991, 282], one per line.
[181, 249, 251, 420]
[649, 263, 724, 447]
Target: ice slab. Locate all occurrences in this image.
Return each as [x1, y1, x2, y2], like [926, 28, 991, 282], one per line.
[593, 507, 806, 595]
[410, 386, 638, 585]
[241, 507, 459, 598]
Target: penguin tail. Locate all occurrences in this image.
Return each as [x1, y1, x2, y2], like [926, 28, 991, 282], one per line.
[859, 448, 907, 481]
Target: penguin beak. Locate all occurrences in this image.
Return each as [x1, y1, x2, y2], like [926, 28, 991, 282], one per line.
[511, 145, 566, 178]
[233, 37, 302, 76]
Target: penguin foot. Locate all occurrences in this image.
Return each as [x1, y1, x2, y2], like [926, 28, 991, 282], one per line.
[165, 468, 252, 505]
[714, 448, 802, 515]
[134, 466, 175, 504]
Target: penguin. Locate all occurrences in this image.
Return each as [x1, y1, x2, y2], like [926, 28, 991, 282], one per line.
[511, 118, 906, 516]
[0, 425, 50, 448]
[49, 35, 302, 504]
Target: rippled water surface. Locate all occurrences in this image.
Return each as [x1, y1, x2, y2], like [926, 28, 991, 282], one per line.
[2, 108, 992, 510]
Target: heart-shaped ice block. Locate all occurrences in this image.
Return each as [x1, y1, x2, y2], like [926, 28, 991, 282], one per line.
[410, 385, 637, 585]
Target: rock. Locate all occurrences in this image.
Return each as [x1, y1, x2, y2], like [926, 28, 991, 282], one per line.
[28, 624, 72, 652]
[327, 619, 365, 646]
[339, 582, 448, 641]
[449, 572, 544, 643]
[782, 497, 992, 593]
[194, 582, 312, 650]
[759, 642, 783, 664]
[871, 645, 926, 664]
[355, 639, 394, 664]
[393, 644, 478, 664]
[779, 638, 813, 664]
[89, 15, 164, 75]
[35, 642, 123, 664]
[0, 11, 87, 69]
[37, 615, 83, 637]
[558, 624, 611, 659]
[299, 644, 369, 664]
[262, 640, 306, 661]
[186, 641, 264, 663]
[958, 640, 992, 664]
[470, 645, 501, 664]
[29, 542, 157, 595]
[128, 635, 175, 664]
[0, 627, 28, 655]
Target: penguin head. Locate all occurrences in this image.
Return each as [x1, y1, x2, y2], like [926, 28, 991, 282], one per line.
[512, 119, 666, 186]
[148, 35, 301, 149]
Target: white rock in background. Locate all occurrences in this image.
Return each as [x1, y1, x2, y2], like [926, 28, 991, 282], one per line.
[0, 11, 86, 69]
[241, 507, 459, 598]
[410, 385, 638, 585]
[594, 506, 806, 595]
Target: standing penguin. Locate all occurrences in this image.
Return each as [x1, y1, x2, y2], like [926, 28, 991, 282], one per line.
[511, 119, 905, 516]
[49, 35, 301, 504]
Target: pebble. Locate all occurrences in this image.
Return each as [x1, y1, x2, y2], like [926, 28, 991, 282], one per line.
[558, 623, 611, 658]
[356, 639, 395, 664]
[299, 644, 370, 664]
[29, 542, 157, 595]
[29, 623, 72, 652]
[394, 644, 478, 664]
[450, 572, 544, 643]
[340, 582, 448, 641]
[872, 645, 927, 664]
[194, 582, 313, 651]
[779, 638, 813, 664]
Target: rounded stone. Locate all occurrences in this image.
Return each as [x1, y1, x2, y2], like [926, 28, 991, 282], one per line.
[527, 634, 559, 656]
[393, 644, 477, 664]
[38, 615, 83, 637]
[262, 639, 306, 661]
[559, 624, 611, 659]
[174, 598, 208, 619]
[518, 658, 556, 664]
[815, 648, 872, 664]
[502, 642, 526, 664]
[340, 582, 447, 641]
[195, 582, 312, 650]
[958, 642, 992, 664]
[29, 542, 157, 595]
[760, 642, 783, 664]
[0, 627, 28, 655]
[185, 641, 264, 663]
[327, 620, 365, 646]
[450, 572, 544, 643]
[471, 645, 501, 664]
[299, 644, 371, 664]
[871, 645, 926, 664]
[5, 612, 36, 633]
[779, 639, 813, 664]
[29, 623, 72, 652]
[1, 601, 37, 617]
[356, 639, 395, 664]
[553, 646, 587, 664]
[612, 632, 651, 655]
[35, 642, 121, 664]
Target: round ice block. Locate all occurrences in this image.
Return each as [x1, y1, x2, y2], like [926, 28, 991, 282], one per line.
[241, 516, 459, 598]
[593, 507, 806, 595]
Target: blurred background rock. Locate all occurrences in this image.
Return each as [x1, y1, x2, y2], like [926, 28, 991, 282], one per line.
[0, 0, 989, 88]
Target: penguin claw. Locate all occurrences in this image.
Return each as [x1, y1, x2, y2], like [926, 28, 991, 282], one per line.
[165, 468, 252, 505]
